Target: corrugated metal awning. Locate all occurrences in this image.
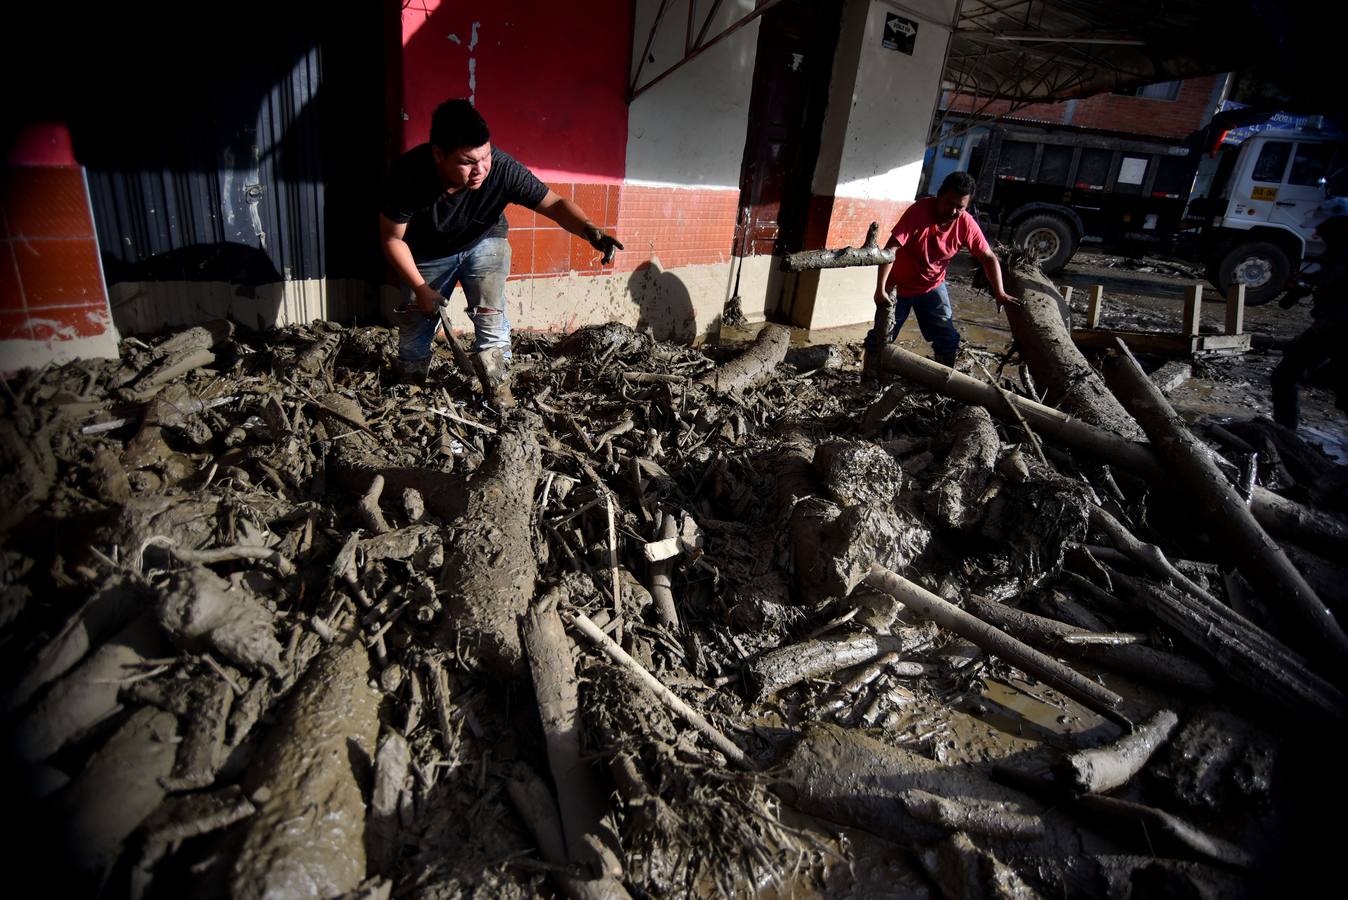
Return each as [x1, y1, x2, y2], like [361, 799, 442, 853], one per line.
[944, 0, 1305, 106]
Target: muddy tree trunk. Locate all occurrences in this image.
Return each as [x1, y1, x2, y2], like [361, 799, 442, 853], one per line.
[1001, 260, 1143, 440]
[878, 345, 1346, 551]
[697, 324, 791, 394]
[439, 417, 542, 676]
[231, 638, 379, 899]
[864, 565, 1127, 725]
[1054, 709, 1179, 794]
[961, 595, 1220, 696]
[927, 405, 1000, 530]
[1101, 345, 1348, 658]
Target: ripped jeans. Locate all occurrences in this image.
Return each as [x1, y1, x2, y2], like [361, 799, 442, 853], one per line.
[395, 236, 512, 364]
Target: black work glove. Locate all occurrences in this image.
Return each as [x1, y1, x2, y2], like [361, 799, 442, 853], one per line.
[583, 225, 624, 265]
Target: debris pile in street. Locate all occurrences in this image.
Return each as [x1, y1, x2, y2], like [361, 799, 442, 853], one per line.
[3, 262, 1347, 898]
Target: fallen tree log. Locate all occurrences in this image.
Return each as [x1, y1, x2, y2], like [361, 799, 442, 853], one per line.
[780, 222, 895, 272]
[697, 324, 791, 395]
[961, 595, 1219, 696]
[927, 406, 999, 531]
[1110, 569, 1348, 721]
[439, 416, 542, 676]
[647, 512, 681, 630]
[745, 634, 883, 703]
[230, 637, 379, 899]
[1001, 259, 1142, 440]
[877, 345, 1348, 553]
[523, 587, 619, 874]
[864, 565, 1128, 727]
[1053, 709, 1179, 794]
[505, 763, 634, 900]
[1100, 343, 1348, 658]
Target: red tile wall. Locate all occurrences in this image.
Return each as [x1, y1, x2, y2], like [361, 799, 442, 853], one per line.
[1, 164, 111, 346]
[505, 182, 740, 279]
[823, 198, 913, 248]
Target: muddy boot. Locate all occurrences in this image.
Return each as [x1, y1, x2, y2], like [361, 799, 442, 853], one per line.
[934, 350, 957, 368]
[472, 349, 516, 409]
[398, 356, 430, 385]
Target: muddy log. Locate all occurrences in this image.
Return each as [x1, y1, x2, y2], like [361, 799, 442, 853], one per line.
[745, 634, 883, 703]
[506, 764, 634, 900]
[230, 637, 380, 900]
[1111, 570, 1348, 721]
[522, 588, 618, 873]
[12, 614, 167, 763]
[780, 222, 895, 272]
[1053, 709, 1179, 794]
[961, 595, 1220, 696]
[927, 405, 1000, 531]
[775, 723, 1090, 855]
[864, 565, 1128, 726]
[46, 706, 178, 876]
[1001, 260, 1143, 440]
[1100, 343, 1348, 658]
[647, 512, 681, 630]
[439, 416, 542, 676]
[696, 324, 791, 395]
[919, 831, 1045, 900]
[877, 345, 1345, 552]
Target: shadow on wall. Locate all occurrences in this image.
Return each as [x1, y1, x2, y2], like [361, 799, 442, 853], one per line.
[1, 6, 391, 336]
[628, 260, 696, 344]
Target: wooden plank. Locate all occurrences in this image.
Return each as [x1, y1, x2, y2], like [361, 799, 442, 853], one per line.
[1058, 285, 1074, 328]
[1086, 285, 1104, 329]
[1071, 330, 1251, 357]
[1225, 284, 1246, 335]
[1182, 283, 1203, 336]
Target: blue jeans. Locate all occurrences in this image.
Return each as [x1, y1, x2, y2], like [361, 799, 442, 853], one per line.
[395, 237, 512, 363]
[864, 282, 960, 356]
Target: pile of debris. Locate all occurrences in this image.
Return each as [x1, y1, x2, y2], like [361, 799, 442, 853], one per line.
[2, 259, 1347, 898]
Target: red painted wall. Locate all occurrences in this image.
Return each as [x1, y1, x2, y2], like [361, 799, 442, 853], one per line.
[400, 0, 631, 183]
[2, 124, 114, 357]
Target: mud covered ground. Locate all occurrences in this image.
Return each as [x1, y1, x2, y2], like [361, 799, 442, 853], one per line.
[2, 258, 1347, 898]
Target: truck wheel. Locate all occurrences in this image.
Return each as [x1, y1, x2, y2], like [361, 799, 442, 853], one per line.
[1013, 214, 1076, 273]
[1215, 241, 1291, 306]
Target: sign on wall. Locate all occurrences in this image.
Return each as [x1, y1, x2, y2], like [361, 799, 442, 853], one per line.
[883, 13, 917, 54]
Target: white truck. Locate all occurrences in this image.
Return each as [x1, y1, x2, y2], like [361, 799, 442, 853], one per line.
[1190, 127, 1346, 304]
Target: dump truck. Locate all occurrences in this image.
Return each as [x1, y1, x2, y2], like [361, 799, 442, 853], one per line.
[932, 114, 1346, 304]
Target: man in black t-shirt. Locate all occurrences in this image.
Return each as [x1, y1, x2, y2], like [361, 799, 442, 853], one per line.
[380, 99, 622, 396]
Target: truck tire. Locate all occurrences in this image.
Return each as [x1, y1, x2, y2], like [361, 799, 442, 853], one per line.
[1013, 214, 1076, 273]
[1215, 241, 1292, 306]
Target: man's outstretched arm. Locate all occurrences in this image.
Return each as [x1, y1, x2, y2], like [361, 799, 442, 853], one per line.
[534, 191, 624, 264]
[975, 247, 1017, 308]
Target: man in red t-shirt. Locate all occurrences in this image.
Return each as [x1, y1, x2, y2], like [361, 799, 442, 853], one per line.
[868, 171, 1014, 366]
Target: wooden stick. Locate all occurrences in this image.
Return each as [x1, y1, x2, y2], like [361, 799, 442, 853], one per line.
[605, 493, 623, 644]
[863, 564, 1129, 727]
[974, 359, 1048, 465]
[567, 612, 756, 769]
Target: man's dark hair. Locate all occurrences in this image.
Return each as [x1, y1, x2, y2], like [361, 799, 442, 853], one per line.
[430, 99, 490, 152]
[939, 171, 977, 197]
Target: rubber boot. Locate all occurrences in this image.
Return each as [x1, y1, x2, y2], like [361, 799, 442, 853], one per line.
[472, 348, 516, 409]
[934, 350, 957, 368]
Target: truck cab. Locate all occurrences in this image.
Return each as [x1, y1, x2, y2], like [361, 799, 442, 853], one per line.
[1196, 130, 1347, 303]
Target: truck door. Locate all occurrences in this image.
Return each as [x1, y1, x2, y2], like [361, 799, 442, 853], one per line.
[1229, 138, 1293, 225]
[1270, 140, 1346, 256]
